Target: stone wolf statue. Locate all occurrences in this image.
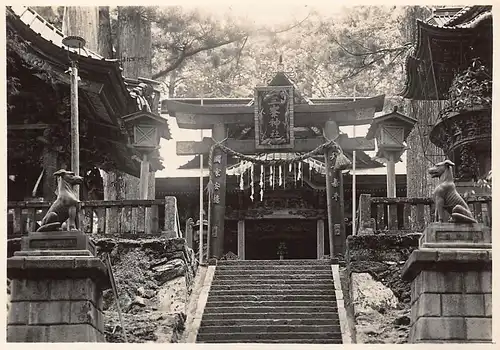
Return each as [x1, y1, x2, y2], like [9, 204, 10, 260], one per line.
[428, 160, 477, 223]
[37, 169, 84, 232]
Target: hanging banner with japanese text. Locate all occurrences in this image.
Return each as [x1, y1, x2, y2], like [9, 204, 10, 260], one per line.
[254, 86, 294, 150]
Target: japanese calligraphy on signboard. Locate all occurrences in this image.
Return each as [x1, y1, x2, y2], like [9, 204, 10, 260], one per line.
[255, 86, 294, 150]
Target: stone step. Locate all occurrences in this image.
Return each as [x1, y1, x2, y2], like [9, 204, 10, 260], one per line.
[209, 283, 334, 290]
[198, 339, 343, 344]
[197, 331, 342, 342]
[211, 279, 334, 285]
[201, 318, 341, 327]
[201, 312, 340, 321]
[214, 273, 333, 279]
[217, 260, 331, 265]
[203, 305, 338, 314]
[205, 300, 336, 308]
[197, 324, 341, 334]
[209, 288, 334, 296]
[208, 294, 336, 302]
[216, 266, 332, 272]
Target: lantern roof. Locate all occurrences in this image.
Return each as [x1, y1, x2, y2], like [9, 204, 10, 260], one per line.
[366, 106, 418, 141]
[122, 110, 170, 138]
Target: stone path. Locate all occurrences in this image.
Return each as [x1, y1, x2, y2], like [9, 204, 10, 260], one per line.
[196, 260, 343, 343]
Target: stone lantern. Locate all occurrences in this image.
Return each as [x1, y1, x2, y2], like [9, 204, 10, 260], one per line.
[123, 111, 167, 199]
[366, 106, 417, 198]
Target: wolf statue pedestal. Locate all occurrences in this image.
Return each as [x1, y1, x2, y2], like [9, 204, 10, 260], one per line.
[7, 230, 109, 342]
[402, 222, 492, 343]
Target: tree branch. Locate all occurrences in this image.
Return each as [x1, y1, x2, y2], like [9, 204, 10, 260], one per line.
[152, 36, 246, 79]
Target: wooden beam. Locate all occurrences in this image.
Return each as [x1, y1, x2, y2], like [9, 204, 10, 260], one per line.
[8, 124, 51, 130]
[172, 110, 377, 129]
[177, 135, 375, 156]
[164, 95, 384, 129]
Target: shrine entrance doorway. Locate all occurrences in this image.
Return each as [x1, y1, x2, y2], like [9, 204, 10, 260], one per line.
[244, 219, 319, 260]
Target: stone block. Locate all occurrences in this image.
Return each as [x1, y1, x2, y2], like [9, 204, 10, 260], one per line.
[412, 317, 466, 341]
[442, 294, 485, 316]
[70, 300, 97, 326]
[46, 324, 100, 342]
[10, 279, 50, 301]
[7, 325, 49, 342]
[8, 301, 29, 325]
[465, 318, 491, 341]
[95, 309, 104, 331]
[21, 230, 96, 255]
[414, 293, 441, 318]
[24, 256, 76, 270]
[484, 294, 491, 317]
[71, 278, 95, 300]
[48, 279, 72, 300]
[416, 270, 463, 295]
[420, 223, 491, 246]
[29, 300, 71, 324]
[464, 270, 492, 293]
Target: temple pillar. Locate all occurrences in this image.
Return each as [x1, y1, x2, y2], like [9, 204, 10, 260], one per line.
[316, 219, 325, 259]
[323, 120, 345, 259]
[210, 122, 227, 259]
[237, 220, 245, 260]
[139, 153, 150, 200]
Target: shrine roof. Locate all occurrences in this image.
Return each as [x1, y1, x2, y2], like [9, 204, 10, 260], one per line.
[401, 5, 492, 100]
[7, 6, 171, 140]
[7, 6, 171, 175]
[426, 7, 462, 26]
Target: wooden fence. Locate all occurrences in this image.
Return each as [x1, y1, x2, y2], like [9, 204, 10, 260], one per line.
[356, 194, 492, 234]
[7, 197, 182, 238]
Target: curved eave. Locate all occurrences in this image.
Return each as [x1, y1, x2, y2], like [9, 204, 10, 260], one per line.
[402, 15, 492, 100]
[7, 6, 134, 117]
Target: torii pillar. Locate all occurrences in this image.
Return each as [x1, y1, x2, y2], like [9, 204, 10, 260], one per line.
[210, 122, 228, 258]
[324, 120, 346, 260]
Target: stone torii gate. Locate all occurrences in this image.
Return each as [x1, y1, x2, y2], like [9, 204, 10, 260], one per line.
[163, 73, 385, 259]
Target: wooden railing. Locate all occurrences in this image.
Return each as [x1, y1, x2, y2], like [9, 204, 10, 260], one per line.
[7, 196, 183, 238]
[356, 194, 492, 234]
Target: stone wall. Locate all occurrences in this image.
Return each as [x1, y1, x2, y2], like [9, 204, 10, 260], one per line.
[92, 237, 197, 343]
[345, 233, 420, 343]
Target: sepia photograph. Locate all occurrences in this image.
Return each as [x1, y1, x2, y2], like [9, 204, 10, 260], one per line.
[5, 1, 493, 344]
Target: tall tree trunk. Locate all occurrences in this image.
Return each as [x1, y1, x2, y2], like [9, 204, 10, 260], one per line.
[401, 6, 444, 198]
[97, 7, 113, 59]
[62, 7, 99, 52]
[116, 6, 156, 202]
[117, 6, 153, 78]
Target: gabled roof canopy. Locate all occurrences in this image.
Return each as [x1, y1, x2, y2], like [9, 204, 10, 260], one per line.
[402, 6, 492, 100]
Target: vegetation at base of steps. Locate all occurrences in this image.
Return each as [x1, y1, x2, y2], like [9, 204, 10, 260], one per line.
[345, 233, 420, 343]
[346, 233, 421, 303]
[92, 237, 197, 343]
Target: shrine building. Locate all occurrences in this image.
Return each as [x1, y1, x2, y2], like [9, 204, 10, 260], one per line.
[161, 72, 405, 260]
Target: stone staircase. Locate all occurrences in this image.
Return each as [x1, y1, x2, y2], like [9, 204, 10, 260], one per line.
[197, 260, 342, 343]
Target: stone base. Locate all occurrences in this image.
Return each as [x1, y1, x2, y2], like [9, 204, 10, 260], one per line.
[21, 230, 96, 256]
[419, 223, 491, 249]
[7, 254, 110, 342]
[402, 247, 492, 343]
